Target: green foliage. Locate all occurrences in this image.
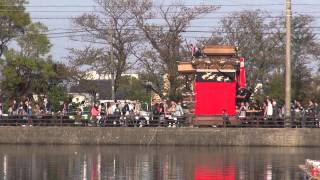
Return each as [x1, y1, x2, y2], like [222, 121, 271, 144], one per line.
[0, 22, 60, 99]
[214, 10, 320, 100]
[290, 15, 316, 101]
[308, 77, 320, 103]
[216, 10, 284, 89]
[17, 22, 52, 58]
[0, 0, 30, 56]
[47, 86, 69, 112]
[2, 50, 56, 97]
[265, 74, 284, 101]
[117, 75, 150, 103]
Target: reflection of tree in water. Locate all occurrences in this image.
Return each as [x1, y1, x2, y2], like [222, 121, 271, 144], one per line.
[0, 146, 318, 179]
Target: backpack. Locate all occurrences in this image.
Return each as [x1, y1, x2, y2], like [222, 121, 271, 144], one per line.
[114, 107, 121, 116]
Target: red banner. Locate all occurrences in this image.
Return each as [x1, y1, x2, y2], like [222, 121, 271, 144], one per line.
[194, 82, 236, 116]
[238, 57, 246, 89]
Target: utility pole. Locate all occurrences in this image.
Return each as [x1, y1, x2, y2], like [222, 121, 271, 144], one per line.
[110, 31, 115, 100]
[284, 0, 292, 127]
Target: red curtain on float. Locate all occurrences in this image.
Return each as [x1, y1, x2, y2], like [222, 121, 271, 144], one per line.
[238, 57, 246, 89]
[194, 166, 235, 180]
[194, 82, 236, 116]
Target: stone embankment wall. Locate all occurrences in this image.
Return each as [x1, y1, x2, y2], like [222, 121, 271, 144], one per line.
[0, 127, 319, 147]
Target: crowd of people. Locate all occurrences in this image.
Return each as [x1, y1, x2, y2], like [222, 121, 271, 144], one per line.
[237, 97, 320, 127]
[1, 95, 319, 128]
[0, 99, 36, 116]
[0, 98, 186, 127]
[0, 99, 142, 117]
[0, 98, 185, 116]
[85, 100, 141, 120]
[151, 100, 184, 117]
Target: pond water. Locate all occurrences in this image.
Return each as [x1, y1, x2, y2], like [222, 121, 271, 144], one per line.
[0, 145, 318, 180]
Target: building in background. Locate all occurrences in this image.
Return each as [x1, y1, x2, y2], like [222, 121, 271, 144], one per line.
[85, 71, 139, 80]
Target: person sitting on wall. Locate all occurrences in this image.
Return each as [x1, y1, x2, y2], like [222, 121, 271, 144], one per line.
[190, 44, 202, 58]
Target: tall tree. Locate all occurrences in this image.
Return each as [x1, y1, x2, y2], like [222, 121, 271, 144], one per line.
[212, 10, 283, 89]
[291, 15, 320, 100]
[0, 0, 30, 56]
[117, 75, 149, 102]
[71, 0, 140, 99]
[17, 22, 52, 58]
[67, 46, 108, 82]
[130, 0, 218, 100]
[1, 22, 56, 98]
[212, 10, 320, 100]
[67, 46, 113, 99]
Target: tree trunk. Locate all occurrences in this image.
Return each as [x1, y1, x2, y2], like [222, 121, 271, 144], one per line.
[167, 63, 180, 101]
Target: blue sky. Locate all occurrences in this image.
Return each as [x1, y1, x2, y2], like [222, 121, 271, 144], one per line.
[27, 0, 320, 61]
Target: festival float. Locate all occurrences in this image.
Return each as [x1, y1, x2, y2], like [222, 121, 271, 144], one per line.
[299, 159, 320, 179]
[178, 45, 247, 126]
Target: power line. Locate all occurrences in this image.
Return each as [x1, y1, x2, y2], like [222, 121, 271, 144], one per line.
[0, 10, 275, 13]
[26, 11, 320, 20]
[28, 16, 300, 20]
[45, 22, 320, 32]
[44, 25, 320, 33]
[45, 30, 320, 39]
[2, 3, 320, 8]
[34, 25, 320, 37]
[47, 34, 320, 40]
[2, 9, 320, 17]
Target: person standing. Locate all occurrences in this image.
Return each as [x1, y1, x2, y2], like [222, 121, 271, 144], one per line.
[107, 102, 113, 115]
[18, 101, 25, 115]
[12, 100, 18, 115]
[294, 102, 304, 128]
[263, 98, 273, 127]
[26, 101, 33, 126]
[158, 103, 166, 116]
[267, 99, 273, 117]
[314, 102, 320, 127]
[46, 102, 52, 115]
[239, 102, 247, 119]
[26, 101, 32, 116]
[60, 102, 68, 116]
[122, 101, 130, 116]
[166, 101, 177, 127]
[7, 106, 13, 115]
[79, 101, 85, 115]
[174, 102, 184, 127]
[306, 100, 315, 127]
[133, 102, 140, 115]
[175, 102, 184, 117]
[0, 102, 3, 117]
[167, 101, 177, 115]
[90, 103, 100, 126]
[100, 103, 106, 116]
[272, 99, 278, 126]
[113, 103, 121, 116]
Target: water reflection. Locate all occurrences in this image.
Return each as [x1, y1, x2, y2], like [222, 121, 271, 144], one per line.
[0, 145, 318, 180]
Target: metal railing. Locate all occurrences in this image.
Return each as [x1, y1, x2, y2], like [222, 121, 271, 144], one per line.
[0, 115, 77, 126]
[0, 113, 318, 128]
[238, 116, 320, 128]
[0, 114, 191, 127]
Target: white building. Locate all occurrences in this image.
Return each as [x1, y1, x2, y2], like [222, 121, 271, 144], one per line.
[69, 93, 92, 104]
[85, 71, 139, 80]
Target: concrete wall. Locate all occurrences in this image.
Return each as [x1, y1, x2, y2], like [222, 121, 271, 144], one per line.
[0, 127, 319, 147]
